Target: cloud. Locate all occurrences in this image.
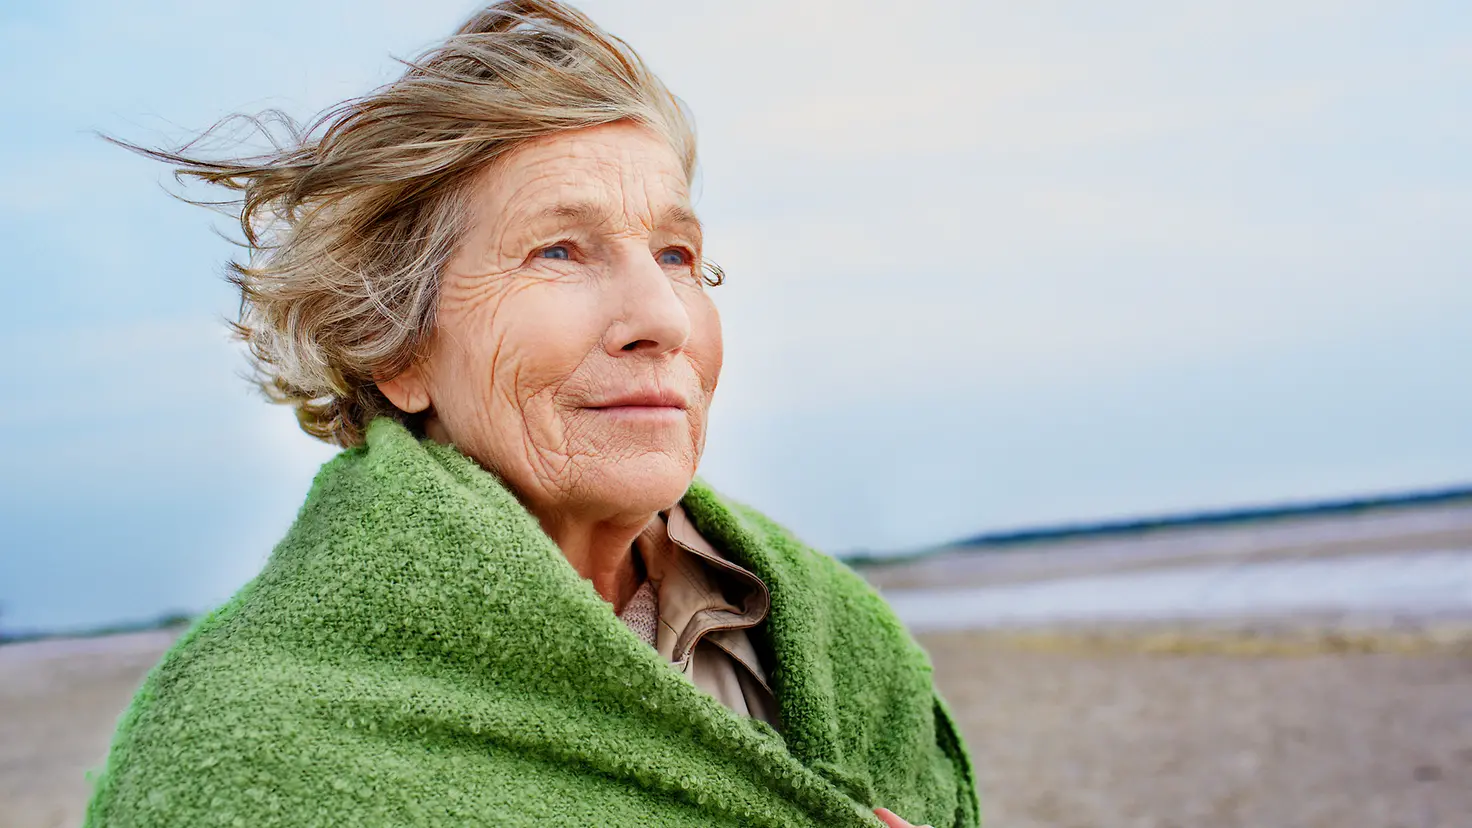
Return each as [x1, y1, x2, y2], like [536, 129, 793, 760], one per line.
[2, 0, 1469, 626]
[0, 318, 326, 483]
[584, 0, 1401, 163]
[0, 315, 339, 631]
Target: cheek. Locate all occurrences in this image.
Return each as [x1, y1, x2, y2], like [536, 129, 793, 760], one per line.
[688, 296, 724, 393]
[467, 287, 606, 412]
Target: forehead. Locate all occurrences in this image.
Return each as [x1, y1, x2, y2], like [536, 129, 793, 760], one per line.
[473, 122, 692, 223]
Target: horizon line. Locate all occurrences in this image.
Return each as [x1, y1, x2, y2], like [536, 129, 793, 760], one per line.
[843, 482, 1472, 562]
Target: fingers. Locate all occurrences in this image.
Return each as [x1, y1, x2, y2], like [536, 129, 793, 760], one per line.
[874, 809, 910, 828]
[873, 807, 933, 828]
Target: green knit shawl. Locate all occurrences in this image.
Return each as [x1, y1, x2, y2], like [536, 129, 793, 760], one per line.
[84, 418, 980, 827]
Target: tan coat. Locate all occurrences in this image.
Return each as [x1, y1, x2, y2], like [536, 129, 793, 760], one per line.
[620, 504, 780, 728]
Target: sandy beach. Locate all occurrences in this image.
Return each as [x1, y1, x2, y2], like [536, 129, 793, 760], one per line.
[927, 632, 1472, 828]
[4, 625, 1470, 828]
[8, 503, 1472, 826]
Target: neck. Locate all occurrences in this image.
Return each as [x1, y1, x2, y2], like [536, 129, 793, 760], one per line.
[419, 415, 655, 610]
[536, 510, 650, 612]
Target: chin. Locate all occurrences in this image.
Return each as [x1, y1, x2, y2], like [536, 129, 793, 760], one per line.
[581, 454, 694, 517]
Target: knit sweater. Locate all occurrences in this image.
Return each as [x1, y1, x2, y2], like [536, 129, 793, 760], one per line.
[618, 579, 660, 647]
[83, 417, 980, 827]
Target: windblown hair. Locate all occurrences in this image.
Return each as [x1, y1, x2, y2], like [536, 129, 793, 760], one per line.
[113, 0, 712, 447]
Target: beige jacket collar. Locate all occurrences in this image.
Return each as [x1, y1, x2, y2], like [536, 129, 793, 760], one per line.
[637, 504, 773, 693]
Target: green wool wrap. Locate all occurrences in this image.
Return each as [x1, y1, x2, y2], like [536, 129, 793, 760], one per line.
[84, 418, 980, 827]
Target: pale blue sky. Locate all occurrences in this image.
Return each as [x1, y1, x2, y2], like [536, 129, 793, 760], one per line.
[2, 0, 1469, 632]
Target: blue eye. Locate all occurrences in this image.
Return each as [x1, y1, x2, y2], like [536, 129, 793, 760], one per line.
[537, 245, 571, 260]
[657, 248, 689, 266]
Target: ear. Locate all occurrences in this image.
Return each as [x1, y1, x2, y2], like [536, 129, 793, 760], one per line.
[376, 363, 433, 414]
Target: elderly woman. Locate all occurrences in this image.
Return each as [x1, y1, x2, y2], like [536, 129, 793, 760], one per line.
[85, 3, 978, 827]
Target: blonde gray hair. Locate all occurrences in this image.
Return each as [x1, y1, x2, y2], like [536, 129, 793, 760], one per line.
[115, 0, 715, 447]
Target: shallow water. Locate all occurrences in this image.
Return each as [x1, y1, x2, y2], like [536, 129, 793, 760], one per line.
[882, 549, 1472, 631]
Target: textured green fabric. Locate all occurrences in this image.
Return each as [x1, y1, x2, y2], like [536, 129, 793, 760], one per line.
[84, 418, 980, 827]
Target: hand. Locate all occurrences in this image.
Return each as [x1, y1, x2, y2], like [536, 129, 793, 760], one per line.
[874, 807, 933, 828]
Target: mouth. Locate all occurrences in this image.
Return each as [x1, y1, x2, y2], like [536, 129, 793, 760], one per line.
[581, 389, 690, 423]
[584, 389, 689, 410]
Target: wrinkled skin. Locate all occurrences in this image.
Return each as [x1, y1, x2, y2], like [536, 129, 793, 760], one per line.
[381, 120, 931, 827]
[378, 122, 721, 607]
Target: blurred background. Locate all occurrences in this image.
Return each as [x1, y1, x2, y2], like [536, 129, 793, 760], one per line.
[1, 1, 1469, 826]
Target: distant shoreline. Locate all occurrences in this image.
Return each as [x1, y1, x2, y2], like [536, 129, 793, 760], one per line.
[0, 614, 192, 648]
[10, 484, 1472, 643]
[845, 483, 1472, 563]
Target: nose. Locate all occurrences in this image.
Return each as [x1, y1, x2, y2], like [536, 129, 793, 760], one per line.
[604, 244, 692, 357]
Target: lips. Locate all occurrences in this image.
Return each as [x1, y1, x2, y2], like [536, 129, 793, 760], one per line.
[584, 389, 689, 410]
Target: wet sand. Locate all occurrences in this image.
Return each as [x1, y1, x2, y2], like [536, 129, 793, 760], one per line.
[859, 500, 1472, 593]
[4, 628, 1469, 828]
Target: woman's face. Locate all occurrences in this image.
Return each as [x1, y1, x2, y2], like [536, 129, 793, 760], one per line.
[381, 122, 722, 525]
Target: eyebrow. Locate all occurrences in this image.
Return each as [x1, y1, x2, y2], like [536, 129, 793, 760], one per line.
[533, 201, 611, 228]
[657, 203, 702, 231]
[521, 201, 702, 232]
